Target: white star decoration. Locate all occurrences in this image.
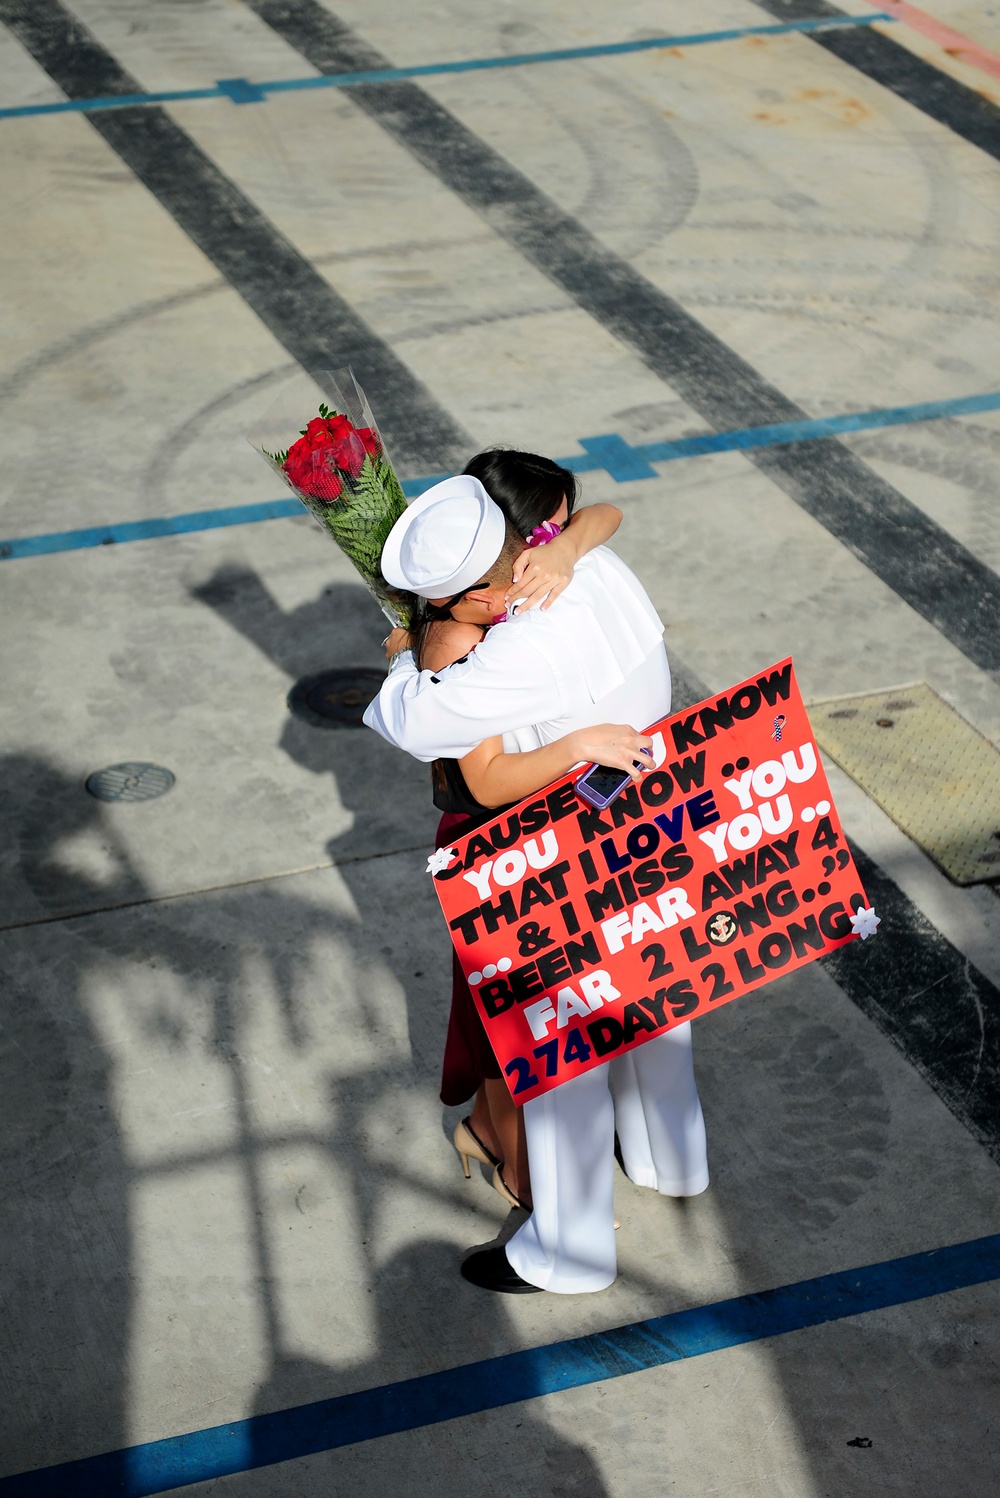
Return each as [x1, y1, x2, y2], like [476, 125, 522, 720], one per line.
[426, 846, 457, 876]
[849, 906, 881, 940]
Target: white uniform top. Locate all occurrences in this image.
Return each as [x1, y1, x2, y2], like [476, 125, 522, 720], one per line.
[363, 546, 671, 756]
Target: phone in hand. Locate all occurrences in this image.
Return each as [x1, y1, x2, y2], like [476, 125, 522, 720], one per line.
[574, 762, 638, 810]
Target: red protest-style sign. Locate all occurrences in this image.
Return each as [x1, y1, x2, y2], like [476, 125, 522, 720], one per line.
[431, 659, 872, 1106]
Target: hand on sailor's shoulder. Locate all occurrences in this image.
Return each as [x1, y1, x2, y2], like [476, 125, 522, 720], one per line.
[507, 532, 578, 613]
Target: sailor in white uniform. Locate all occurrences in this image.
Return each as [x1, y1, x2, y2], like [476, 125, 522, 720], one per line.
[365, 474, 709, 1293]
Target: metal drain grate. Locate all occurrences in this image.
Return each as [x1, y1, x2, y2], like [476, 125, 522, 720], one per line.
[288, 668, 385, 729]
[810, 683, 1000, 885]
[86, 762, 175, 802]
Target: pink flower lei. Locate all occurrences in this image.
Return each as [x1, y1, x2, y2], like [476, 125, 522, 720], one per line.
[525, 520, 563, 547]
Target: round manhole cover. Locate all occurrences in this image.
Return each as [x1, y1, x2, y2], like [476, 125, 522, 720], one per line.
[288, 668, 386, 729]
[86, 762, 175, 802]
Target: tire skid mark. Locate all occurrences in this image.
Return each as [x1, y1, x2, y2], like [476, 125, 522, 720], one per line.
[0, 0, 472, 475]
[238, 0, 1000, 674]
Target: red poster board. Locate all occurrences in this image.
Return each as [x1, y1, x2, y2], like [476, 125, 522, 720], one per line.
[431, 659, 872, 1105]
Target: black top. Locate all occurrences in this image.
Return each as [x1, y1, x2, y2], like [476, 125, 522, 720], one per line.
[425, 625, 504, 820]
[431, 756, 491, 817]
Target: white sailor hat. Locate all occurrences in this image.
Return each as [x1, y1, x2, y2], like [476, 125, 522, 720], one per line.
[380, 474, 506, 600]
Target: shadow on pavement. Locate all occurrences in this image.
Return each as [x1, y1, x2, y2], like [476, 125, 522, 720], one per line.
[0, 755, 134, 1480]
[0, 569, 612, 1492]
[246, 1238, 609, 1497]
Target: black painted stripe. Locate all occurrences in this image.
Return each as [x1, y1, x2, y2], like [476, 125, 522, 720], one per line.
[668, 661, 1000, 1165]
[241, 0, 1000, 676]
[829, 843, 1000, 1165]
[752, 0, 1000, 163]
[0, 0, 469, 474]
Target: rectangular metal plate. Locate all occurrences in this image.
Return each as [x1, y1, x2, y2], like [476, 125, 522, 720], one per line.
[810, 683, 1000, 885]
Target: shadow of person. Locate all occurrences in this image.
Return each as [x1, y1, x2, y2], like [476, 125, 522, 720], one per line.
[194, 562, 491, 1203]
[278, 695, 436, 866]
[192, 565, 437, 864]
[245, 1237, 612, 1496]
[0, 753, 134, 1478]
[192, 565, 387, 684]
[190, 564, 444, 1058]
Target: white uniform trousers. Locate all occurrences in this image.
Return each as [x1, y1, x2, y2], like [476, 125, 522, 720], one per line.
[505, 1023, 709, 1294]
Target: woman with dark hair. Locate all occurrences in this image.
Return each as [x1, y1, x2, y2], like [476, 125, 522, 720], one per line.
[411, 450, 636, 1212]
[408, 448, 596, 666]
[464, 446, 577, 540]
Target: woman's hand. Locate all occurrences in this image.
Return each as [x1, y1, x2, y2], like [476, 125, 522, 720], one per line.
[506, 531, 580, 614]
[568, 724, 654, 781]
[460, 720, 653, 809]
[383, 627, 413, 659]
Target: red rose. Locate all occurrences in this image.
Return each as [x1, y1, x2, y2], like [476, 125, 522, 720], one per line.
[284, 435, 343, 501]
[303, 417, 333, 447]
[282, 410, 378, 495]
[321, 413, 367, 479]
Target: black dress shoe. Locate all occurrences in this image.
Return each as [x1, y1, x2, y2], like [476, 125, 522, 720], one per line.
[460, 1246, 543, 1293]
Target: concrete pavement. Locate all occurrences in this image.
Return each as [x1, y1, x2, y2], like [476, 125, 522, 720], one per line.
[2, 1, 1000, 1493]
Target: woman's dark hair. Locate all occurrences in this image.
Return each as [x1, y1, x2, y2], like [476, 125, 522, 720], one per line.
[462, 448, 577, 537]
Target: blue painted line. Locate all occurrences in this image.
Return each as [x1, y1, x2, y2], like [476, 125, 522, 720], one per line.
[0, 478, 441, 560]
[0, 15, 894, 122]
[610, 388, 1000, 470]
[0, 499, 302, 559]
[2, 391, 997, 561]
[214, 76, 269, 105]
[0, 86, 221, 120]
[3, 1233, 998, 1496]
[576, 433, 662, 481]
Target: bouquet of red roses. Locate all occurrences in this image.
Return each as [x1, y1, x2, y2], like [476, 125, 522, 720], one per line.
[248, 369, 415, 627]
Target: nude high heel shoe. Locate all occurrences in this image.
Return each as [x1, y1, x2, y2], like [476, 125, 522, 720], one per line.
[453, 1116, 500, 1178]
[492, 1164, 531, 1212]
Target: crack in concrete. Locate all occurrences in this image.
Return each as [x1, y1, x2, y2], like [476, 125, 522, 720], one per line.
[0, 841, 434, 934]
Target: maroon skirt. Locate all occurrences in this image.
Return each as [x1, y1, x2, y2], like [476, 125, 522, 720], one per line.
[436, 811, 501, 1106]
